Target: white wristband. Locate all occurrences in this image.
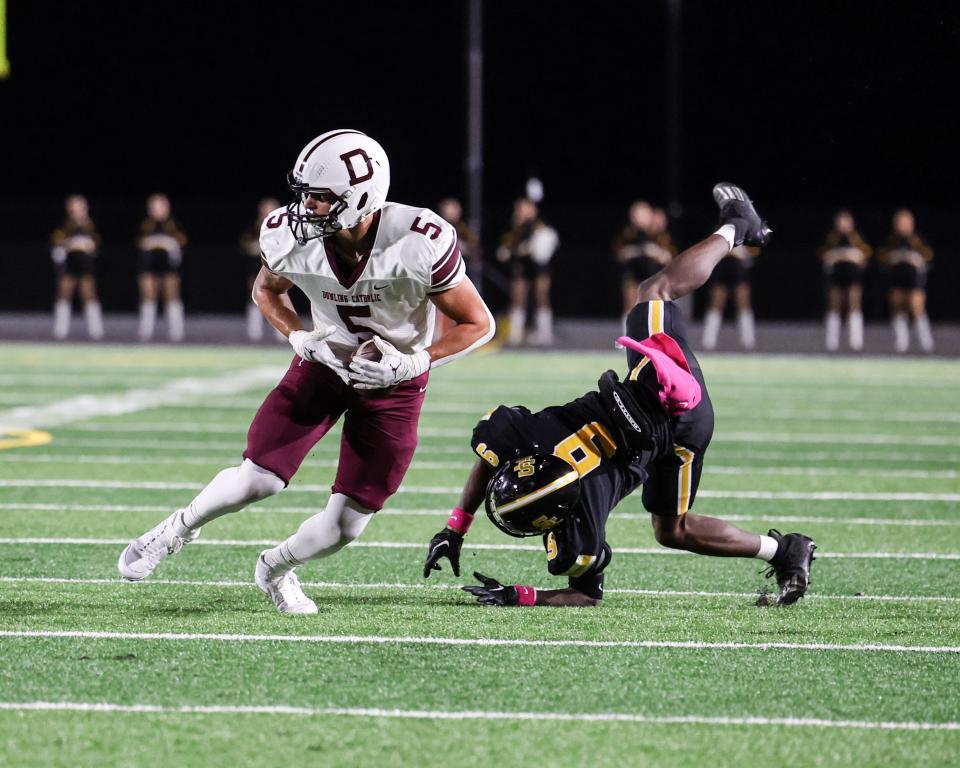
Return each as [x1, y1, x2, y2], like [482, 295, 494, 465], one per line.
[714, 224, 737, 251]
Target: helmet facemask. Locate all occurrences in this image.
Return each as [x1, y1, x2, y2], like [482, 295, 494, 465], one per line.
[285, 172, 351, 244]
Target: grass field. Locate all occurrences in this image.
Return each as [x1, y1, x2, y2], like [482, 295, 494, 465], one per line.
[1, 342, 959, 767]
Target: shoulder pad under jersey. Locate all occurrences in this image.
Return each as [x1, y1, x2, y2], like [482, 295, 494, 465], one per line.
[259, 207, 298, 272]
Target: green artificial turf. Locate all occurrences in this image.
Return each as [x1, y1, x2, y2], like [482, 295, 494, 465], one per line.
[1, 343, 959, 767]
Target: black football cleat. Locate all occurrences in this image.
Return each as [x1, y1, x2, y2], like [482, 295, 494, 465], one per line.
[764, 529, 816, 605]
[713, 182, 773, 247]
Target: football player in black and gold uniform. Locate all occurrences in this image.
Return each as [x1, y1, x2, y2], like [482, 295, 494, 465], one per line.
[424, 183, 816, 607]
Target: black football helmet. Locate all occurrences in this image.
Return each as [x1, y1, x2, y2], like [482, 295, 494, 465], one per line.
[484, 454, 581, 538]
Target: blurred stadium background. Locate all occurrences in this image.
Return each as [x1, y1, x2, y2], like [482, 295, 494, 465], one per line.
[1, 1, 958, 351]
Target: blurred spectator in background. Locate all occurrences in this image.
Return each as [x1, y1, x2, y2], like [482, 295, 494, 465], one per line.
[137, 194, 187, 342]
[240, 197, 280, 340]
[438, 197, 480, 276]
[437, 198, 481, 341]
[701, 244, 759, 350]
[613, 201, 674, 330]
[878, 209, 934, 352]
[497, 197, 559, 345]
[649, 207, 678, 259]
[820, 210, 871, 351]
[50, 195, 104, 340]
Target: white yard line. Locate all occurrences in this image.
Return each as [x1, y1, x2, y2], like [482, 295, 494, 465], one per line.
[719, 432, 960, 447]
[0, 629, 956, 654]
[0, 701, 955, 731]
[0, 367, 283, 431]
[40, 437, 960, 465]
[2, 576, 958, 604]
[3, 502, 958, 527]
[1, 478, 958, 502]
[167, 400, 960, 424]
[0, 536, 956, 560]
[3, 453, 957, 480]
[38, 422, 960, 447]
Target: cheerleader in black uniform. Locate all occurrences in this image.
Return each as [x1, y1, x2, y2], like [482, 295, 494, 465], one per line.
[137, 194, 187, 341]
[819, 210, 871, 351]
[50, 195, 103, 340]
[878, 209, 934, 352]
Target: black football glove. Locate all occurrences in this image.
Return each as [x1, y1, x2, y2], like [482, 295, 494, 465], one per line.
[713, 182, 772, 247]
[423, 528, 464, 578]
[462, 572, 519, 606]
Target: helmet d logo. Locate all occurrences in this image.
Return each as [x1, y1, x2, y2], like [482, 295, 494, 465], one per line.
[340, 148, 375, 185]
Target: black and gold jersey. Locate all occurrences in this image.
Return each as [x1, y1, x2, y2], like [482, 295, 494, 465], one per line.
[878, 233, 933, 265]
[471, 401, 639, 600]
[819, 229, 872, 267]
[51, 220, 100, 256]
[138, 218, 187, 252]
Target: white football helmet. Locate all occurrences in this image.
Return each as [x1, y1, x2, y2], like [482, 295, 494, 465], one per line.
[285, 130, 390, 243]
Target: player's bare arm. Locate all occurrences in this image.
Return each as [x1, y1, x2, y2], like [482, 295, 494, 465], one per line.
[251, 266, 300, 337]
[426, 277, 494, 363]
[462, 573, 599, 608]
[636, 182, 772, 304]
[423, 457, 492, 577]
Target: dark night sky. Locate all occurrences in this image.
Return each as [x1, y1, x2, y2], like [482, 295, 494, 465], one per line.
[1, 1, 958, 317]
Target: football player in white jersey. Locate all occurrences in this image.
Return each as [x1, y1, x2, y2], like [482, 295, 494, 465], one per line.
[118, 130, 495, 613]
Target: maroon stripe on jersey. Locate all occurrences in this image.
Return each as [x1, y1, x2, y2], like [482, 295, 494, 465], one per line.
[298, 130, 365, 173]
[431, 233, 458, 270]
[430, 254, 464, 292]
[431, 246, 462, 287]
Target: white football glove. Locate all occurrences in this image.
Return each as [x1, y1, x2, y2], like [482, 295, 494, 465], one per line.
[348, 336, 431, 390]
[288, 326, 349, 384]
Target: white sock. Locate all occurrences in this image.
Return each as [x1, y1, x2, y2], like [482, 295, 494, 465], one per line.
[139, 300, 157, 341]
[508, 306, 526, 345]
[167, 300, 185, 342]
[755, 534, 779, 561]
[738, 309, 755, 349]
[53, 299, 71, 339]
[702, 308, 721, 350]
[84, 301, 104, 340]
[892, 313, 909, 353]
[914, 314, 934, 352]
[246, 303, 263, 340]
[177, 459, 285, 533]
[713, 224, 737, 250]
[534, 307, 553, 345]
[824, 311, 840, 351]
[262, 493, 374, 573]
[848, 310, 863, 351]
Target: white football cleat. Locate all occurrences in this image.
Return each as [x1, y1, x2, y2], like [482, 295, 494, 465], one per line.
[255, 553, 318, 615]
[117, 511, 200, 581]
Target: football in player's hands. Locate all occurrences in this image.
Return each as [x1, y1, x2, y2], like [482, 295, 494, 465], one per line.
[353, 338, 382, 363]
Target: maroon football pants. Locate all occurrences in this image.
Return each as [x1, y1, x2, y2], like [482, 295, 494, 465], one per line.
[243, 356, 428, 510]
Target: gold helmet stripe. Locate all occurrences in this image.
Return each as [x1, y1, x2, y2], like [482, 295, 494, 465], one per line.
[495, 469, 580, 516]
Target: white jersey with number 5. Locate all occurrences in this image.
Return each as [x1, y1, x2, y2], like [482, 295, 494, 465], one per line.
[259, 202, 465, 362]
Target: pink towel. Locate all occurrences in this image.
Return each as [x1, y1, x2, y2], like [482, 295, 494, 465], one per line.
[616, 333, 702, 415]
